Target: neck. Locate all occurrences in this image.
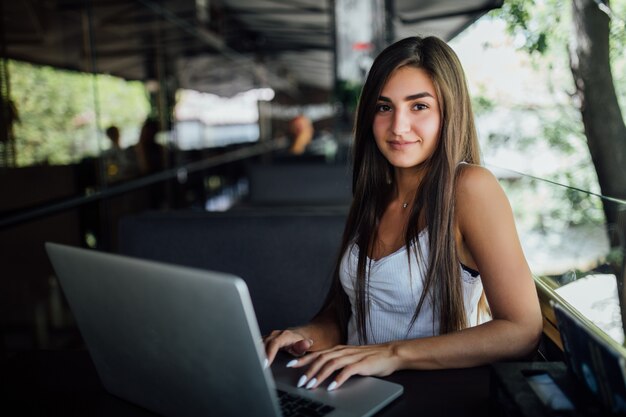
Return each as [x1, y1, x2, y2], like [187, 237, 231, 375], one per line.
[394, 167, 423, 204]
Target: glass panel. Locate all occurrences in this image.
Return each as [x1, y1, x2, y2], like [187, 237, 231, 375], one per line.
[496, 170, 626, 346]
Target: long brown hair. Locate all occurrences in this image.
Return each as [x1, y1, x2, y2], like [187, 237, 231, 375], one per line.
[325, 36, 481, 344]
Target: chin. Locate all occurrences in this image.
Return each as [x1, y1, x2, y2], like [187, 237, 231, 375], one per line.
[388, 159, 426, 169]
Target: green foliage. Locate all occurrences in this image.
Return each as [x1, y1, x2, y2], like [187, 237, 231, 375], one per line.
[8, 60, 149, 166]
[492, 0, 569, 56]
[492, 0, 625, 108]
[501, 164, 604, 237]
[96, 74, 151, 130]
[490, 101, 602, 230]
[471, 94, 496, 116]
[485, 0, 626, 232]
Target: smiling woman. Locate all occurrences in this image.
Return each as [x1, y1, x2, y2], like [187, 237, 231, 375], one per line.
[264, 35, 542, 391]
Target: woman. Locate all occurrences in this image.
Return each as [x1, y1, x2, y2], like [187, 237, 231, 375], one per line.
[264, 36, 542, 392]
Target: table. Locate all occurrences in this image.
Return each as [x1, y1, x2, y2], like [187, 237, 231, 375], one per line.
[1, 350, 492, 417]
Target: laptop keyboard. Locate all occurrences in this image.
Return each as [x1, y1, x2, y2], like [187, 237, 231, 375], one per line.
[277, 389, 335, 417]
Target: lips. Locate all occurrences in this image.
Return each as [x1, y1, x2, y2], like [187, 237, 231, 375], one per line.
[388, 140, 418, 149]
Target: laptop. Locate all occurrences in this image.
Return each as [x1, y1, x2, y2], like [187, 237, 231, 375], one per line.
[46, 242, 403, 417]
[551, 300, 626, 414]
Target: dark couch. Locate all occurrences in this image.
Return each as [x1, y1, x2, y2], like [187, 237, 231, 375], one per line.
[118, 209, 347, 335]
[245, 163, 352, 206]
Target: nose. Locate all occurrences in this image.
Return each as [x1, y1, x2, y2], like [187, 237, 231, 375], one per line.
[391, 109, 410, 135]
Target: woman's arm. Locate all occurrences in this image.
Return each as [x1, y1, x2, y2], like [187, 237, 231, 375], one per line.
[442, 164, 543, 364]
[290, 165, 542, 389]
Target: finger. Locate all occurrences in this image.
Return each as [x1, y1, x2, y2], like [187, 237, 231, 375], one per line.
[304, 346, 350, 375]
[330, 353, 396, 390]
[264, 331, 286, 365]
[284, 342, 319, 368]
[287, 349, 322, 368]
[265, 330, 308, 366]
[298, 347, 357, 389]
[327, 356, 375, 390]
[265, 342, 280, 366]
[265, 331, 295, 365]
[307, 350, 367, 389]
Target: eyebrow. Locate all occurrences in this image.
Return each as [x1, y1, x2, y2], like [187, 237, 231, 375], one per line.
[378, 92, 434, 102]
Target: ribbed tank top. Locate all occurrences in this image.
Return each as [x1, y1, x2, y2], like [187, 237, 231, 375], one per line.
[339, 230, 486, 345]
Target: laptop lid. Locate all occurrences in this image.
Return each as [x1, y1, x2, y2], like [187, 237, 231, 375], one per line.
[552, 300, 626, 413]
[46, 242, 403, 417]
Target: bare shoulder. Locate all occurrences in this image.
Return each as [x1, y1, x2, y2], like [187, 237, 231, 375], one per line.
[455, 164, 503, 200]
[455, 164, 512, 225]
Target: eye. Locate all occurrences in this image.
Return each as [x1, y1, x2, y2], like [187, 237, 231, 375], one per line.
[412, 103, 428, 111]
[376, 103, 392, 113]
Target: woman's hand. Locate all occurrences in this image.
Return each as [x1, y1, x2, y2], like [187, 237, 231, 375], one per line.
[285, 343, 401, 391]
[264, 329, 314, 367]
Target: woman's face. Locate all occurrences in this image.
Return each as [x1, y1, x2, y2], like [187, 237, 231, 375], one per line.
[372, 66, 441, 171]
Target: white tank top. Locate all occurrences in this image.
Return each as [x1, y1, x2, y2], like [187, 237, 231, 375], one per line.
[339, 230, 486, 345]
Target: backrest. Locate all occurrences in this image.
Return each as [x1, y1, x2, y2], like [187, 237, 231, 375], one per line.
[118, 209, 347, 334]
[246, 163, 352, 206]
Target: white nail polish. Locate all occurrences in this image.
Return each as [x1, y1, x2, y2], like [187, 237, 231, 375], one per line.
[286, 359, 298, 368]
[327, 381, 337, 392]
[263, 358, 269, 369]
[297, 375, 308, 388]
[305, 378, 317, 389]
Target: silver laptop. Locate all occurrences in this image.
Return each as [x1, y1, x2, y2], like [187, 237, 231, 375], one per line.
[46, 242, 403, 417]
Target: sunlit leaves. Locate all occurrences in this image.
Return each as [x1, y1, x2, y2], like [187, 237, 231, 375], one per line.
[8, 60, 149, 166]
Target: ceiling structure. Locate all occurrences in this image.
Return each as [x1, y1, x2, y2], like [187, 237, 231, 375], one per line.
[2, 0, 503, 97]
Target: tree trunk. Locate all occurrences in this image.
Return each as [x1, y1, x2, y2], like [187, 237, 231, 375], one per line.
[571, 0, 626, 330]
[569, 0, 626, 243]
